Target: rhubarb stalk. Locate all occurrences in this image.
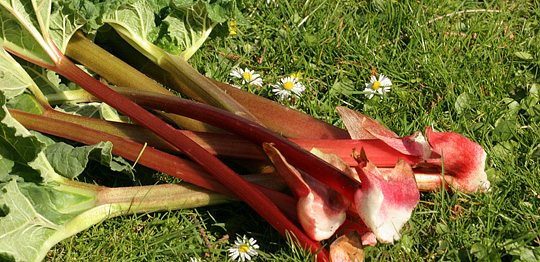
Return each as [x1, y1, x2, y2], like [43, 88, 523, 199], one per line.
[43, 89, 461, 192]
[112, 87, 361, 201]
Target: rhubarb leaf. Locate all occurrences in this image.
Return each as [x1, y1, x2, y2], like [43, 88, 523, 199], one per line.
[18, 60, 65, 94]
[158, 0, 245, 58]
[0, 90, 110, 262]
[155, 0, 219, 58]
[0, 99, 50, 183]
[0, 178, 101, 262]
[100, 0, 242, 61]
[0, 180, 63, 262]
[0, 3, 52, 65]
[0, 91, 101, 261]
[0, 0, 87, 65]
[55, 102, 102, 118]
[44, 141, 134, 179]
[0, 49, 34, 99]
[6, 94, 46, 116]
[101, 0, 167, 63]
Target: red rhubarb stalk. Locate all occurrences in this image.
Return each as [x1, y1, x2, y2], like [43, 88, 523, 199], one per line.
[42, 91, 455, 192]
[113, 87, 361, 201]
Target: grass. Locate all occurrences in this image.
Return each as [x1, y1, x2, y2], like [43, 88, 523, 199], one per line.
[46, 0, 540, 261]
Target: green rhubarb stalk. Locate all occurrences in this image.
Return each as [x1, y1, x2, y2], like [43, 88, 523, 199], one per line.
[65, 31, 217, 132]
[21, 171, 233, 262]
[96, 28, 350, 139]
[58, 176, 235, 219]
[101, 21, 262, 124]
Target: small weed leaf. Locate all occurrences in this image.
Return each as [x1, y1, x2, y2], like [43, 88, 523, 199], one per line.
[514, 51, 534, 60]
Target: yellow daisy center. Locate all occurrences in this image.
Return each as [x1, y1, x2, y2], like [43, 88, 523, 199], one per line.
[372, 81, 381, 90]
[243, 71, 253, 81]
[239, 244, 249, 253]
[283, 81, 294, 90]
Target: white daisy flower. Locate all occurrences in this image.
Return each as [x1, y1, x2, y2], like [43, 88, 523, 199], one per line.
[228, 235, 259, 261]
[189, 257, 201, 262]
[271, 76, 305, 100]
[364, 74, 392, 99]
[230, 67, 263, 87]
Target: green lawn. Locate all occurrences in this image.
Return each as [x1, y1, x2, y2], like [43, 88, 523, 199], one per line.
[46, 0, 540, 261]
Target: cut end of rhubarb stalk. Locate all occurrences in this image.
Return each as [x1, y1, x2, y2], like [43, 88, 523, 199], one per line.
[353, 155, 420, 243]
[329, 231, 365, 262]
[263, 143, 351, 241]
[298, 174, 351, 241]
[425, 127, 489, 193]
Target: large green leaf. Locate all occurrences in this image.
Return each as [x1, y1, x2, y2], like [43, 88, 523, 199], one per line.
[0, 180, 61, 262]
[44, 141, 134, 179]
[0, 98, 52, 183]
[0, 1, 52, 65]
[101, 0, 165, 62]
[0, 177, 101, 262]
[0, 0, 87, 66]
[100, 0, 242, 60]
[0, 49, 35, 100]
[151, 0, 219, 57]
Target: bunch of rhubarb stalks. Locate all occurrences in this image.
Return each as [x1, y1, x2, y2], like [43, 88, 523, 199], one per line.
[0, 2, 489, 259]
[8, 32, 489, 262]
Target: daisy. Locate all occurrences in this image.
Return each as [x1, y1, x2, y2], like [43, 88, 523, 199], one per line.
[228, 235, 259, 261]
[363, 74, 392, 99]
[230, 67, 263, 87]
[188, 257, 201, 262]
[271, 76, 305, 100]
